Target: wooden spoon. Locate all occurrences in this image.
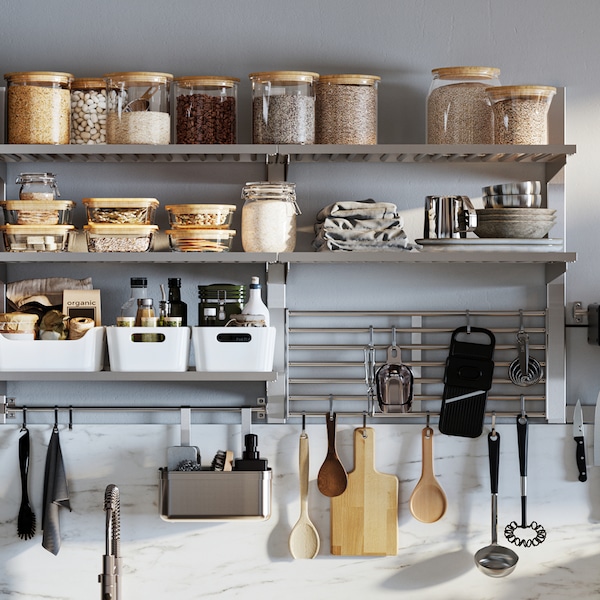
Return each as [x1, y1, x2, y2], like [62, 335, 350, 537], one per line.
[289, 431, 320, 559]
[317, 413, 348, 497]
[409, 426, 447, 523]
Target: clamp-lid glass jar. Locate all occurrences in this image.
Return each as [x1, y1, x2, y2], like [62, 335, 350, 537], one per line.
[487, 85, 556, 145]
[5, 71, 74, 144]
[426, 66, 501, 144]
[16, 172, 60, 200]
[241, 181, 300, 252]
[104, 71, 173, 144]
[174, 76, 239, 144]
[316, 74, 380, 144]
[249, 71, 319, 144]
[71, 78, 107, 144]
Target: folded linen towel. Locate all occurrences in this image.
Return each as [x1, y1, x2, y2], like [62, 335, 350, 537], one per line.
[315, 216, 404, 232]
[316, 199, 399, 222]
[314, 237, 420, 251]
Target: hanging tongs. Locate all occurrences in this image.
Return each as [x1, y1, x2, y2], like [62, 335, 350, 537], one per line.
[364, 326, 376, 416]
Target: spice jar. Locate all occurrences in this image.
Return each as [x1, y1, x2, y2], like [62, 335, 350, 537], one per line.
[174, 76, 239, 144]
[316, 74, 380, 144]
[103, 71, 173, 144]
[16, 172, 60, 200]
[487, 85, 556, 145]
[241, 181, 300, 252]
[426, 66, 501, 144]
[249, 71, 319, 144]
[5, 71, 74, 144]
[71, 78, 107, 144]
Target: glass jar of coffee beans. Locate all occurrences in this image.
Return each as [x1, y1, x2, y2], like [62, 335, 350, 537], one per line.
[249, 71, 319, 144]
[427, 66, 501, 144]
[71, 78, 107, 144]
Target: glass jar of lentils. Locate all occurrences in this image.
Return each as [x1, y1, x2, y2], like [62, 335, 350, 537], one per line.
[316, 74, 380, 144]
[241, 181, 300, 252]
[249, 71, 319, 144]
[103, 71, 173, 144]
[5, 71, 74, 144]
[487, 85, 556, 145]
[426, 66, 501, 144]
[174, 76, 239, 144]
[71, 78, 107, 144]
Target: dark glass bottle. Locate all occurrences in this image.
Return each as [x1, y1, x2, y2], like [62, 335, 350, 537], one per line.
[168, 278, 187, 326]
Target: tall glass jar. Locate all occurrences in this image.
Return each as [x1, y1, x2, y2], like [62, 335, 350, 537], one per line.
[16, 172, 60, 200]
[70, 78, 107, 144]
[5, 71, 74, 144]
[426, 66, 501, 144]
[241, 182, 300, 252]
[316, 74, 380, 144]
[103, 71, 173, 144]
[249, 71, 319, 144]
[174, 76, 239, 144]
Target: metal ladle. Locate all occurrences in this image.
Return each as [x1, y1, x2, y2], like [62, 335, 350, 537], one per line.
[474, 429, 519, 578]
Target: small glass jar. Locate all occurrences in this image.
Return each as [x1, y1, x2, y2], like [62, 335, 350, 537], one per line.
[249, 71, 319, 144]
[70, 78, 107, 144]
[426, 66, 501, 144]
[174, 76, 239, 144]
[5, 71, 74, 144]
[316, 74, 380, 144]
[241, 181, 300, 252]
[487, 85, 556, 145]
[103, 71, 173, 144]
[16, 172, 60, 200]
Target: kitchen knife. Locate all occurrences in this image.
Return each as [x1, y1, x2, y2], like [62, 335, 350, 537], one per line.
[594, 390, 600, 467]
[573, 400, 587, 482]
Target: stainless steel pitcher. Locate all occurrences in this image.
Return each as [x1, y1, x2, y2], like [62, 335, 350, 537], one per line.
[424, 195, 477, 239]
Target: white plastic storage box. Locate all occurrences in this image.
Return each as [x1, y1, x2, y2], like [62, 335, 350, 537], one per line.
[192, 326, 276, 371]
[0, 327, 105, 371]
[106, 326, 191, 372]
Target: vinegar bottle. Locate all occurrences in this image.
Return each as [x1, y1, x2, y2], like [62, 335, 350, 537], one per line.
[241, 276, 270, 326]
[168, 278, 187, 326]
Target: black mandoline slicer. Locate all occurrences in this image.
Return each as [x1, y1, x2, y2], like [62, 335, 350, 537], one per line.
[439, 326, 496, 438]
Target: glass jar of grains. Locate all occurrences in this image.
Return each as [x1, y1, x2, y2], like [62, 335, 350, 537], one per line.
[426, 66, 501, 144]
[16, 172, 60, 200]
[70, 78, 107, 144]
[174, 76, 239, 144]
[241, 181, 300, 252]
[5, 71, 74, 144]
[487, 85, 556, 145]
[316, 74, 380, 144]
[103, 71, 173, 144]
[249, 71, 319, 144]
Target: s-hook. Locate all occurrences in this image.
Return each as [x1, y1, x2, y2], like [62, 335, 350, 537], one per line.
[20, 406, 27, 432]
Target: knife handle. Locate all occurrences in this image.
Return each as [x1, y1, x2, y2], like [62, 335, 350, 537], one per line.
[575, 436, 587, 482]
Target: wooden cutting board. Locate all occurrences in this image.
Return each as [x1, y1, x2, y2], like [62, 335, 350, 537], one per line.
[330, 427, 398, 556]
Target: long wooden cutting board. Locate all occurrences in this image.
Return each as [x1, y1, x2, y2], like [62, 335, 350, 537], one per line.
[330, 427, 398, 556]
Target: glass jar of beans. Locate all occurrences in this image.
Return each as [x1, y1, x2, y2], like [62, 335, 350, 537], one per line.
[174, 76, 239, 144]
[5, 71, 74, 144]
[316, 74, 380, 144]
[487, 85, 556, 145]
[71, 78, 107, 144]
[103, 71, 173, 144]
[426, 66, 501, 144]
[249, 71, 319, 144]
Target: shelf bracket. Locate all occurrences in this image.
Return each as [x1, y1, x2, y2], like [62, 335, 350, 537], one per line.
[266, 152, 289, 182]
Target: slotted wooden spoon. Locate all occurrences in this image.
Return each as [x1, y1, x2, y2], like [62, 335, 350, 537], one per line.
[409, 426, 447, 523]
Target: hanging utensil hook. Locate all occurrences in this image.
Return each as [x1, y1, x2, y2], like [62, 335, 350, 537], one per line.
[20, 406, 27, 432]
[53, 406, 59, 432]
[328, 394, 334, 420]
[466, 309, 471, 334]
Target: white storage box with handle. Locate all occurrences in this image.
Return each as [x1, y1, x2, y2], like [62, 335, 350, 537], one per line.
[192, 327, 276, 371]
[107, 326, 191, 372]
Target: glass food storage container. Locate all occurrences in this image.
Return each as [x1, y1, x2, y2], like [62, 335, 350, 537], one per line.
[84, 224, 158, 252]
[71, 78, 107, 144]
[174, 76, 239, 144]
[16, 172, 60, 200]
[5, 71, 74, 144]
[82, 198, 159, 224]
[165, 204, 236, 229]
[103, 71, 173, 144]
[1, 224, 74, 252]
[316, 74, 380, 144]
[487, 85, 557, 145]
[241, 181, 300, 252]
[1, 200, 74, 225]
[249, 71, 319, 144]
[426, 66, 501, 144]
[197, 283, 247, 327]
[167, 228, 236, 252]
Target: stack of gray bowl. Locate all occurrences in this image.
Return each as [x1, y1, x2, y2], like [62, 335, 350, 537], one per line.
[475, 181, 556, 238]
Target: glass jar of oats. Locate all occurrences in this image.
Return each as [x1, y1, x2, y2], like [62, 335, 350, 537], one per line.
[103, 71, 173, 144]
[16, 172, 60, 200]
[487, 85, 556, 145]
[316, 74, 380, 144]
[426, 66, 501, 144]
[249, 71, 319, 144]
[241, 182, 300, 252]
[5, 71, 74, 144]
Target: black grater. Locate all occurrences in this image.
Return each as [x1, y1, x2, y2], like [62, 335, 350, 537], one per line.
[439, 326, 495, 438]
